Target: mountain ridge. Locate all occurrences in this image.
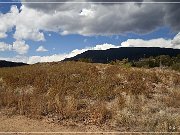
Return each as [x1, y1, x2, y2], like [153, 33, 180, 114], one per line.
[0, 60, 28, 68]
[64, 47, 180, 63]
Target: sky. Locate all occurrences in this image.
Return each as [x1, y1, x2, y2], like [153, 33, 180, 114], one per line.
[0, 0, 180, 64]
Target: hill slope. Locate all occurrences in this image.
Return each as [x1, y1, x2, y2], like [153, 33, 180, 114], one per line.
[0, 60, 28, 68]
[0, 61, 180, 132]
[65, 47, 180, 63]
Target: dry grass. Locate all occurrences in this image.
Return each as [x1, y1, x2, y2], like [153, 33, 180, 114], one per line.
[0, 61, 180, 132]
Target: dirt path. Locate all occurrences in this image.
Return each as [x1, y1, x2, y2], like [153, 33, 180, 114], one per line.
[0, 113, 117, 135]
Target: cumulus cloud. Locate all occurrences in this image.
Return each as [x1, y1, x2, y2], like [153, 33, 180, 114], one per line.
[0, 40, 29, 54]
[121, 32, 180, 49]
[0, 42, 12, 51]
[0, 1, 180, 41]
[0, 55, 29, 63]
[0, 5, 18, 39]
[36, 46, 48, 52]
[13, 5, 45, 41]
[121, 38, 172, 48]
[0, 5, 45, 41]
[18, 0, 180, 37]
[12, 40, 29, 54]
[27, 54, 68, 64]
[93, 43, 120, 50]
[171, 32, 180, 47]
[14, 27, 45, 41]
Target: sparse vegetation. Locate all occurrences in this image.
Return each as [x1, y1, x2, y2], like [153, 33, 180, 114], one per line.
[132, 54, 180, 71]
[110, 54, 180, 72]
[77, 58, 92, 63]
[0, 61, 180, 132]
[110, 58, 132, 68]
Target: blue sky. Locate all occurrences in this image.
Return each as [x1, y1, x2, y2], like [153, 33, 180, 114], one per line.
[0, 0, 180, 63]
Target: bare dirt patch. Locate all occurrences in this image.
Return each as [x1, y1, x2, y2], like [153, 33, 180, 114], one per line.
[0, 112, 116, 135]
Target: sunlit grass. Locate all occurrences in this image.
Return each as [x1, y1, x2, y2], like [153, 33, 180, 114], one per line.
[0, 61, 179, 131]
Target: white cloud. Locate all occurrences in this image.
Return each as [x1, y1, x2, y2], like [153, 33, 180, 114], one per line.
[13, 5, 45, 41]
[121, 38, 172, 48]
[0, 55, 29, 63]
[93, 43, 120, 50]
[121, 34, 180, 49]
[36, 46, 48, 52]
[23, 3, 164, 36]
[0, 2, 179, 42]
[0, 42, 12, 51]
[0, 5, 45, 41]
[12, 40, 29, 54]
[1, 1, 180, 42]
[27, 54, 68, 64]
[0, 40, 29, 54]
[171, 32, 180, 47]
[80, 8, 94, 17]
[0, 3, 165, 41]
[0, 5, 18, 39]
[14, 27, 45, 41]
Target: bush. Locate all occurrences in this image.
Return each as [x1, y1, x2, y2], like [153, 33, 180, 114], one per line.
[78, 58, 92, 63]
[110, 59, 132, 68]
[171, 63, 180, 72]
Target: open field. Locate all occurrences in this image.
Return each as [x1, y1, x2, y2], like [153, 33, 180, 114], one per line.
[0, 61, 180, 133]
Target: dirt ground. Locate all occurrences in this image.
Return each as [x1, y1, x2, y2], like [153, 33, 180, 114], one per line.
[0, 112, 179, 135]
[0, 113, 120, 135]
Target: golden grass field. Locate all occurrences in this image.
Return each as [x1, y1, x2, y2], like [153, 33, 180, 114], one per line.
[0, 61, 180, 133]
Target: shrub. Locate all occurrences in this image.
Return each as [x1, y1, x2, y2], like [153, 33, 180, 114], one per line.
[171, 63, 180, 72]
[110, 59, 132, 68]
[78, 58, 92, 63]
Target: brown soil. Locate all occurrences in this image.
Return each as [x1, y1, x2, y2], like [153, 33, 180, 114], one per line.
[0, 113, 118, 135]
